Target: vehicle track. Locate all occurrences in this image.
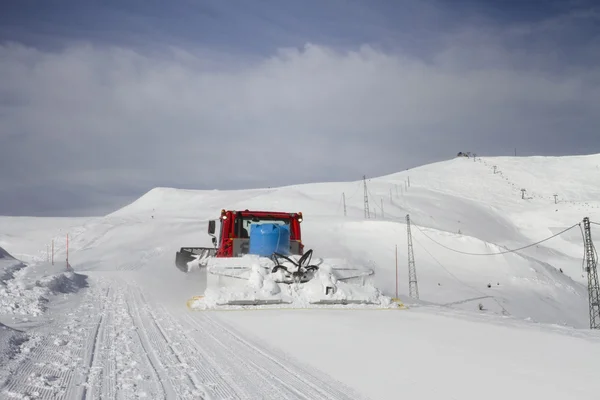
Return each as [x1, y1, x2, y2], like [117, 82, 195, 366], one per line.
[183, 313, 369, 400]
[1, 282, 110, 399]
[1, 276, 370, 400]
[81, 287, 110, 400]
[82, 284, 166, 399]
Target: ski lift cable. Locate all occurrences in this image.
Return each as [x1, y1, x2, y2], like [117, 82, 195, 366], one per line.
[411, 221, 581, 256]
[344, 180, 364, 200]
[366, 187, 407, 221]
[364, 186, 586, 257]
[412, 236, 512, 314]
[413, 235, 485, 295]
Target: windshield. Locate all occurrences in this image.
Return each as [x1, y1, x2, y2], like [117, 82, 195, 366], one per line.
[236, 217, 291, 238]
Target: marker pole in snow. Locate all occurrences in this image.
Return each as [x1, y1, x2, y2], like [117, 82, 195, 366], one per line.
[395, 245, 398, 298]
[342, 192, 347, 217]
[52, 240, 54, 265]
[381, 199, 384, 218]
[363, 175, 370, 219]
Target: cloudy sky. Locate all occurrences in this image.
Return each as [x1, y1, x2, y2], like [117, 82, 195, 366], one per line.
[1, 0, 599, 216]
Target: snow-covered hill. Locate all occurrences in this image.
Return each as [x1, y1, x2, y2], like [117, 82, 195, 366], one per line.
[0, 154, 599, 399]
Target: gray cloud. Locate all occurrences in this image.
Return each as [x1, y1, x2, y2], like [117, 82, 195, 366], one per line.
[1, 8, 599, 216]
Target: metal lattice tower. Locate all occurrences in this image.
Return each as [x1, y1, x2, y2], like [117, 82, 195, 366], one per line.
[406, 214, 419, 299]
[363, 175, 370, 219]
[583, 217, 600, 329]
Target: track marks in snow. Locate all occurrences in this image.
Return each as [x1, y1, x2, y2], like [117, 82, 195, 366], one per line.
[2, 277, 370, 399]
[182, 313, 369, 400]
[1, 279, 165, 399]
[132, 288, 240, 399]
[0, 283, 108, 399]
[127, 288, 215, 399]
[117, 283, 369, 399]
[82, 285, 165, 400]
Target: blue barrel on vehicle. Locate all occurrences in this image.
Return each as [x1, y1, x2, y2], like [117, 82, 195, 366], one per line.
[249, 223, 291, 257]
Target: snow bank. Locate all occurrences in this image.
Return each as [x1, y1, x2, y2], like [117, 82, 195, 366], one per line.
[0, 249, 26, 284]
[0, 323, 27, 366]
[0, 257, 88, 318]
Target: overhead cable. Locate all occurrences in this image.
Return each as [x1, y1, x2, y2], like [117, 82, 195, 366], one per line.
[411, 221, 581, 256]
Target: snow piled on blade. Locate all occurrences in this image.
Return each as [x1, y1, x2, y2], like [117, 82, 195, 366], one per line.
[189, 254, 397, 310]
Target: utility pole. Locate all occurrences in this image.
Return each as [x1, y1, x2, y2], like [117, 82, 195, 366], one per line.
[342, 192, 347, 217]
[363, 175, 370, 219]
[381, 199, 384, 218]
[406, 214, 419, 299]
[583, 217, 600, 329]
[395, 244, 398, 299]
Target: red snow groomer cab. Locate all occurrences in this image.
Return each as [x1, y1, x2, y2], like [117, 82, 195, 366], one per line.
[175, 209, 304, 272]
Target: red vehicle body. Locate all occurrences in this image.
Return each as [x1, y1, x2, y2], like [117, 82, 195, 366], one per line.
[175, 209, 304, 271]
[212, 209, 304, 257]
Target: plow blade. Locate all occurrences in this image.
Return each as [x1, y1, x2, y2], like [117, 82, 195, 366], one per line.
[186, 254, 401, 310]
[309, 299, 378, 305]
[216, 299, 292, 306]
[175, 247, 216, 272]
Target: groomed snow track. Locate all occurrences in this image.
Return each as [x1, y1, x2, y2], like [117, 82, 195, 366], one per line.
[0, 276, 369, 400]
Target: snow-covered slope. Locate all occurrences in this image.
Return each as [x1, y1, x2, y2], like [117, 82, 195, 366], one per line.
[1, 154, 599, 399]
[0, 217, 88, 264]
[39, 154, 597, 327]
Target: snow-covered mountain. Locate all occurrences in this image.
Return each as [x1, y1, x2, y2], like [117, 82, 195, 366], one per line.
[0, 154, 599, 399]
